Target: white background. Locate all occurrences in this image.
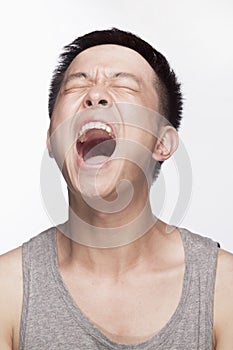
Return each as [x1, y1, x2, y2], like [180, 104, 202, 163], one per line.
[0, 0, 232, 254]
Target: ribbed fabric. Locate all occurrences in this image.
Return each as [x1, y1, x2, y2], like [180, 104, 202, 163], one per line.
[20, 227, 218, 350]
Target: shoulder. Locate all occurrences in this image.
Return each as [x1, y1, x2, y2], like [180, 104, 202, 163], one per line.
[0, 247, 23, 349]
[178, 227, 219, 263]
[0, 246, 23, 289]
[214, 248, 233, 349]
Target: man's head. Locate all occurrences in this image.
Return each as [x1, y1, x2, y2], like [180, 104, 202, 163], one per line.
[49, 28, 183, 130]
[47, 28, 182, 196]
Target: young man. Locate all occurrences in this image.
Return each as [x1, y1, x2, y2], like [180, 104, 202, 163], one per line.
[0, 28, 233, 350]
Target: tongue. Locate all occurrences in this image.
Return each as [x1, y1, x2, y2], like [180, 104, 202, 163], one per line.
[83, 139, 113, 162]
[80, 129, 116, 163]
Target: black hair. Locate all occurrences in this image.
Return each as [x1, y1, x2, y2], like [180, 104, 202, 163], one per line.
[48, 28, 183, 130]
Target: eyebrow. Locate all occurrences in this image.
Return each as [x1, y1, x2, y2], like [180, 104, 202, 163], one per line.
[63, 72, 90, 84]
[63, 71, 142, 85]
[110, 72, 142, 85]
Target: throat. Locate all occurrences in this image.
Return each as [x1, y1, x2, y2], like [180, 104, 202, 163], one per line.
[76, 130, 116, 163]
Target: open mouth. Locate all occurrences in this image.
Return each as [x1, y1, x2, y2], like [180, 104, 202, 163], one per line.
[76, 122, 116, 164]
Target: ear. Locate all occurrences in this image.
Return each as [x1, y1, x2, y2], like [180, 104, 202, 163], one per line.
[152, 126, 179, 161]
[46, 129, 54, 158]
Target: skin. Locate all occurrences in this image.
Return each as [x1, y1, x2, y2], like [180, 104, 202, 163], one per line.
[0, 44, 233, 349]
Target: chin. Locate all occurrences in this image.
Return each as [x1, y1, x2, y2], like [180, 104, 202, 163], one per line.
[64, 157, 121, 199]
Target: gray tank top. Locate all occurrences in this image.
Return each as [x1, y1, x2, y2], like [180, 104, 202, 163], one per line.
[20, 227, 218, 350]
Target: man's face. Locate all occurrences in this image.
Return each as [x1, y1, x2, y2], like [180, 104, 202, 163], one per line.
[48, 44, 161, 198]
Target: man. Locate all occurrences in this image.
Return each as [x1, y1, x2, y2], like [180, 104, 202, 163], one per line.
[0, 28, 233, 349]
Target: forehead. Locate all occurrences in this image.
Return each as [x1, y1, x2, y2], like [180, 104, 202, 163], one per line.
[66, 44, 156, 79]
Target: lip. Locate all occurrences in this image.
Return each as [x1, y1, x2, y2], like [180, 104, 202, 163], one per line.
[75, 119, 118, 169]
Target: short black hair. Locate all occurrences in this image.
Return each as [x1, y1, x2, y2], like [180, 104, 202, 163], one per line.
[48, 28, 183, 131]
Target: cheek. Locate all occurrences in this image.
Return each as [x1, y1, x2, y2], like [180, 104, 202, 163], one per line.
[141, 92, 158, 111]
[115, 91, 157, 111]
[52, 94, 84, 126]
[124, 126, 156, 151]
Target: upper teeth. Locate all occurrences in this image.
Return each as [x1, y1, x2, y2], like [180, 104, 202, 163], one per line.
[78, 122, 113, 142]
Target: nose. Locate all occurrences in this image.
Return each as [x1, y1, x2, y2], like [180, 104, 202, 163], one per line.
[83, 87, 112, 109]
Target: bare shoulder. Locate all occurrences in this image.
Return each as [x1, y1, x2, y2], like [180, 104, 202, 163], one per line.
[0, 246, 23, 287]
[214, 248, 233, 349]
[0, 247, 23, 350]
[0, 246, 22, 270]
[215, 248, 233, 294]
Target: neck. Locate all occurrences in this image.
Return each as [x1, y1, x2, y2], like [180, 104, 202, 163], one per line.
[70, 178, 151, 226]
[57, 221, 165, 281]
[57, 181, 165, 279]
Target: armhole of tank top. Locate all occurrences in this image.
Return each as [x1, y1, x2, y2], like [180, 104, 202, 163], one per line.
[180, 228, 219, 325]
[186, 229, 219, 340]
[19, 241, 30, 350]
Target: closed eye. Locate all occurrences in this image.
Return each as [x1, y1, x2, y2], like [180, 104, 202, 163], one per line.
[111, 85, 139, 92]
[111, 75, 140, 92]
[64, 84, 91, 93]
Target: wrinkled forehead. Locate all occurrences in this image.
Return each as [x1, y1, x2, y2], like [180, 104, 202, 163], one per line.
[65, 44, 156, 80]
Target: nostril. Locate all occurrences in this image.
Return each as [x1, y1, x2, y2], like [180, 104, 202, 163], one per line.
[86, 100, 92, 107]
[98, 99, 108, 106]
